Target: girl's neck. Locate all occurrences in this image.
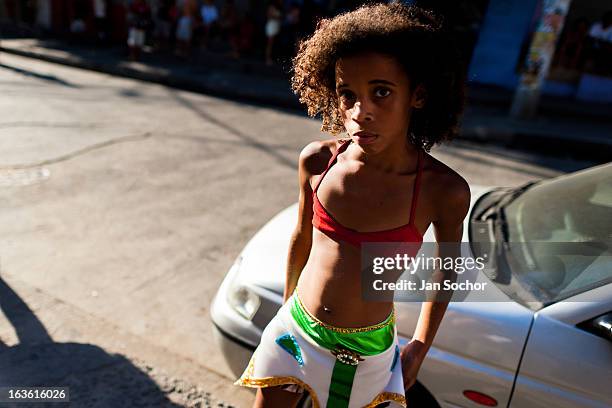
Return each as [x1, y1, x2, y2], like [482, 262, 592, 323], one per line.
[348, 137, 421, 175]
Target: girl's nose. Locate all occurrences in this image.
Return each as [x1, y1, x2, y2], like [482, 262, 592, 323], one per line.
[351, 101, 373, 122]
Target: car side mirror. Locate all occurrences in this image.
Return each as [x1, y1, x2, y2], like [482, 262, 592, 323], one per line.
[577, 312, 612, 342]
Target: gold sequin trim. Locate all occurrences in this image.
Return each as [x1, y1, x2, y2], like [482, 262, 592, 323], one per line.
[294, 290, 395, 333]
[235, 354, 406, 408]
[364, 391, 407, 408]
[234, 354, 321, 407]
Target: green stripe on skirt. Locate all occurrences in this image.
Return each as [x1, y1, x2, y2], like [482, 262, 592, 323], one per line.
[290, 293, 395, 408]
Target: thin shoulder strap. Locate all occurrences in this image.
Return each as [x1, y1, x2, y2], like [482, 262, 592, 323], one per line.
[313, 139, 351, 193]
[409, 148, 424, 226]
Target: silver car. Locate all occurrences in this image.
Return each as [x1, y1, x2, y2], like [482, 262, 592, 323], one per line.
[211, 162, 612, 408]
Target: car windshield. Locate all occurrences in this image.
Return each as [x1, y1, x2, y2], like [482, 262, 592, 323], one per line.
[502, 163, 612, 304]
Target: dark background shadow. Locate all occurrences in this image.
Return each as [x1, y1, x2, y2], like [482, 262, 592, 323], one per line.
[0, 276, 182, 408]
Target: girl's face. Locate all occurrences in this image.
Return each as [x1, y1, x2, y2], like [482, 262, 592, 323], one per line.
[335, 51, 425, 151]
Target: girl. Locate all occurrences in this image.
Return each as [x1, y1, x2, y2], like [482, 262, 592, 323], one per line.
[236, 3, 470, 407]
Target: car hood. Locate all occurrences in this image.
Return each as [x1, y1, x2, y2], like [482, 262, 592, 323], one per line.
[238, 185, 494, 294]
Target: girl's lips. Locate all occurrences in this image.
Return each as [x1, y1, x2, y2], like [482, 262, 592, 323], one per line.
[354, 132, 378, 144]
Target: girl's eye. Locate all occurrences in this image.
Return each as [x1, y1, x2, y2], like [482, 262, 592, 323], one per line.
[374, 87, 391, 98]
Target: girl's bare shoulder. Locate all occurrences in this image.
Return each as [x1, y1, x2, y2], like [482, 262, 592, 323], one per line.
[299, 137, 350, 177]
[421, 152, 471, 217]
[423, 152, 468, 190]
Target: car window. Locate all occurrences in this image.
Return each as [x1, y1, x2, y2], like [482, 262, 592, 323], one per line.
[504, 164, 612, 303]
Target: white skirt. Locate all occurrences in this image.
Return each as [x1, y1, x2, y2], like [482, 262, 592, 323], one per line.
[235, 294, 407, 407]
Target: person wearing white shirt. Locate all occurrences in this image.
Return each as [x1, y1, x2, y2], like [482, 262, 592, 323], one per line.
[93, 0, 108, 43]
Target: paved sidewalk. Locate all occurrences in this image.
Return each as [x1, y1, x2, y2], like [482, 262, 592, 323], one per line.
[1, 38, 610, 161]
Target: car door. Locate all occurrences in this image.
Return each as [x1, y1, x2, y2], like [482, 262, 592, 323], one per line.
[394, 222, 534, 408]
[509, 282, 612, 408]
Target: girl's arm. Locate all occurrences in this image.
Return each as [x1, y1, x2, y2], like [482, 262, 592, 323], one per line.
[283, 142, 321, 302]
[401, 174, 471, 390]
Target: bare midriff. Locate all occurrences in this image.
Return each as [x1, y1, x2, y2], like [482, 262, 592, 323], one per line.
[295, 228, 395, 328]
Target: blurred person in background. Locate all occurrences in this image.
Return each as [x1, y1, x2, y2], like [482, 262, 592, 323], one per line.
[218, 0, 241, 58]
[127, 0, 152, 61]
[153, 0, 174, 51]
[35, 0, 52, 31]
[93, 0, 108, 44]
[200, 0, 219, 50]
[69, 1, 89, 44]
[280, 2, 302, 57]
[175, 0, 198, 57]
[265, 0, 283, 65]
[22, 0, 37, 25]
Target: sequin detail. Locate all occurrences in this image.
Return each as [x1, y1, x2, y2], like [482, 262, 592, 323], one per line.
[364, 391, 407, 407]
[275, 333, 304, 366]
[235, 354, 321, 408]
[295, 290, 395, 333]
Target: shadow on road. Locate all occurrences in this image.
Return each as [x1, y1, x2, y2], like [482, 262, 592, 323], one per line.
[0, 63, 78, 88]
[0, 276, 182, 407]
[167, 88, 297, 170]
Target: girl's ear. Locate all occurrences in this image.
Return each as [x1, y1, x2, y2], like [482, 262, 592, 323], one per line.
[411, 84, 427, 109]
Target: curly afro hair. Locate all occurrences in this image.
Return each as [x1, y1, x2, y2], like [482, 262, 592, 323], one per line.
[290, 1, 467, 152]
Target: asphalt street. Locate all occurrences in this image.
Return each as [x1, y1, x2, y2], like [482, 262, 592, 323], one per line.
[0, 53, 598, 407]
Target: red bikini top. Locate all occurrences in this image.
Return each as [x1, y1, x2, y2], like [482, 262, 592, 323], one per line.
[312, 138, 424, 247]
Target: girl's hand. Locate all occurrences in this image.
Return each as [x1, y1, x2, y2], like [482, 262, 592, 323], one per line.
[400, 339, 428, 390]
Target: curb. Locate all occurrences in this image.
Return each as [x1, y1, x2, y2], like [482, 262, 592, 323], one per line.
[460, 124, 611, 163]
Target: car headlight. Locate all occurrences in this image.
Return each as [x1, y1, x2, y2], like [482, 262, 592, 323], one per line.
[226, 256, 261, 320]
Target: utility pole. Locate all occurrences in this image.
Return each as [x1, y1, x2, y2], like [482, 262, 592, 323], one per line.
[510, 0, 572, 119]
